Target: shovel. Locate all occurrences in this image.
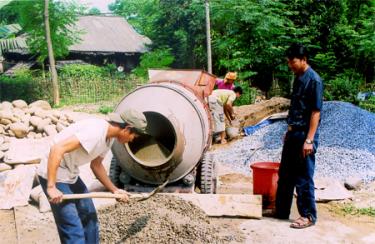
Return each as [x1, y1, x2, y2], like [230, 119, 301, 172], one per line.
[62, 179, 169, 202]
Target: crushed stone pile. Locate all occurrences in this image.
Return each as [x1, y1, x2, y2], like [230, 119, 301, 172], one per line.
[211, 101, 375, 182]
[98, 195, 244, 244]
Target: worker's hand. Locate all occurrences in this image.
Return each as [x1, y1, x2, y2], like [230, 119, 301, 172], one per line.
[302, 142, 314, 158]
[47, 186, 63, 204]
[113, 189, 130, 203]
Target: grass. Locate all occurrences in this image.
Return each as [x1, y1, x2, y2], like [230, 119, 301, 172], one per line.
[330, 203, 375, 217]
[339, 204, 375, 217]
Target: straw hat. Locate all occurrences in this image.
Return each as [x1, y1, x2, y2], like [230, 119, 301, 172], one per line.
[225, 72, 237, 80]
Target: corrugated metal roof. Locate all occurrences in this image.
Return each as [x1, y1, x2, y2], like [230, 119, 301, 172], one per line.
[69, 16, 151, 53]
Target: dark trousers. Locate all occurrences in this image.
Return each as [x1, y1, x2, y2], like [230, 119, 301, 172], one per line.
[275, 130, 318, 223]
[39, 176, 99, 244]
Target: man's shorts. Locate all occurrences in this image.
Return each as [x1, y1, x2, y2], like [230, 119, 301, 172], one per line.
[208, 96, 225, 133]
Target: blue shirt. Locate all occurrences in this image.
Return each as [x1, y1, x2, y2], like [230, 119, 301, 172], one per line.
[287, 67, 323, 129]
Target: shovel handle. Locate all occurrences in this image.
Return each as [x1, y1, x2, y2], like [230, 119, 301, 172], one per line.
[62, 192, 144, 200]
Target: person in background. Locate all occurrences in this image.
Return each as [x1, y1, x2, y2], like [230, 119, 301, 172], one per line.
[37, 109, 148, 243]
[274, 43, 323, 229]
[215, 72, 237, 90]
[208, 86, 243, 144]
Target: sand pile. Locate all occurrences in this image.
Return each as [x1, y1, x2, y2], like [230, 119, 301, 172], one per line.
[98, 195, 244, 244]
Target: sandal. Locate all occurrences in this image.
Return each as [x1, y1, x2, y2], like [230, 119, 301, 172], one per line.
[290, 217, 314, 229]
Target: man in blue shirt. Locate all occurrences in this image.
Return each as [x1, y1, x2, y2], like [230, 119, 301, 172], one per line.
[275, 44, 323, 229]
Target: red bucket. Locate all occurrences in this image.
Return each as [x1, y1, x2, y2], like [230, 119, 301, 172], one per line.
[250, 162, 280, 209]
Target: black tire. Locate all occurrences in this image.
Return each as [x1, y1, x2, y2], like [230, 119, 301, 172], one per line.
[199, 153, 217, 194]
[109, 156, 123, 188]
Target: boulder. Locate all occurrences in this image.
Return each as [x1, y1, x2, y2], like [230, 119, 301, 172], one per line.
[0, 142, 10, 151]
[43, 124, 58, 136]
[0, 110, 13, 120]
[0, 126, 4, 134]
[56, 123, 65, 132]
[29, 100, 52, 110]
[30, 116, 43, 127]
[34, 108, 49, 119]
[1, 101, 13, 110]
[13, 108, 26, 118]
[0, 118, 12, 125]
[37, 118, 51, 132]
[10, 122, 29, 138]
[12, 100, 28, 109]
[344, 177, 362, 191]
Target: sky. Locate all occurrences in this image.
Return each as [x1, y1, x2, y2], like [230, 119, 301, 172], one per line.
[76, 0, 115, 13]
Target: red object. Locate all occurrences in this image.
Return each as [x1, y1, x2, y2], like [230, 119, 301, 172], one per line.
[250, 162, 280, 209]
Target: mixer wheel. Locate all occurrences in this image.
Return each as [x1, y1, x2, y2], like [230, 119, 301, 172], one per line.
[199, 153, 217, 194]
[109, 156, 123, 188]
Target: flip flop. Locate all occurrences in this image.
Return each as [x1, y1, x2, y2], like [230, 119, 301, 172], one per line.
[290, 217, 314, 229]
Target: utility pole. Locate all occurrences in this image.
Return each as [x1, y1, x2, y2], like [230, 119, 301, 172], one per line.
[205, 0, 212, 74]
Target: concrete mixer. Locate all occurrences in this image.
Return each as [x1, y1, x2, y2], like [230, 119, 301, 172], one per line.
[109, 70, 217, 193]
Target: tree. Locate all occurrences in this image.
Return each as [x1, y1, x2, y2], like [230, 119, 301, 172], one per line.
[44, 0, 59, 105]
[16, 0, 81, 64]
[88, 7, 101, 15]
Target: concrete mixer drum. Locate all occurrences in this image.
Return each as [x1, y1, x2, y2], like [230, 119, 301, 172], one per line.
[109, 70, 217, 193]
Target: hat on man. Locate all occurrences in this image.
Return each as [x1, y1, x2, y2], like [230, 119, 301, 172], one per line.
[225, 72, 237, 80]
[108, 109, 148, 134]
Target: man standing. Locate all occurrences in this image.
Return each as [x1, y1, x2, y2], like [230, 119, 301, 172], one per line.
[209, 86, 242, 144]
[37, 109, 148, 243]
[275, 44, 323, 229]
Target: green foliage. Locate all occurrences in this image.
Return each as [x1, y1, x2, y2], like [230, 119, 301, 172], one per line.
[359, 96, 375, 113]
[15, 0, 82, 63]
[110, 0, 374, 104]
[340, 204, 375, 217]
[98, 105, 114, 114]
[88, 7, 101, 15]
[233, 80, 258, 106]
[0, 64, 139, 105]
[324, 70, 362, 103]
[132, 49, 174, 78]
[0, 68, 51, 103]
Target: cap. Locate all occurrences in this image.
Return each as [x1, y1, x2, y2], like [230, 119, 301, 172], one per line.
[225, 72, 237, 80]
[108, 109, 148, 134]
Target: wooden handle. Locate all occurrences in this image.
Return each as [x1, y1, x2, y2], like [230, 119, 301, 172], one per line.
[62, 192, 145, 200]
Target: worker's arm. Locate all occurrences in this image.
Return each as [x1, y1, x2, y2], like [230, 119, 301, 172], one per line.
[90, 157, 129, 202]
[223, 103, 235, 122]
[47, 136, 81, 204]
[302, 110, 320, 158]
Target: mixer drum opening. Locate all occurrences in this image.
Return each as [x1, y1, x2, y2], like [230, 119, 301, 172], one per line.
[127, 112, 176, 167]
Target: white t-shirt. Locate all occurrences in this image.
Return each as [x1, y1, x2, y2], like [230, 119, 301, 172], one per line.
[37, 118, 114, 184]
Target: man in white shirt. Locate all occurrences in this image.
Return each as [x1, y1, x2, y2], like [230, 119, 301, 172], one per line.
[37, 109, 148, 244]
[208, 86, 242, 144]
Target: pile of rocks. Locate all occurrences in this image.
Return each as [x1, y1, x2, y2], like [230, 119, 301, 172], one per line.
[211, 101, 375, 183]
[0, 100, 75, 171]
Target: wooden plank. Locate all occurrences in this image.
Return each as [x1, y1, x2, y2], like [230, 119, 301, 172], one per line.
[14, 205, 60, 244]
[171, 194, 262, 219]
[0, 210, 17, 244]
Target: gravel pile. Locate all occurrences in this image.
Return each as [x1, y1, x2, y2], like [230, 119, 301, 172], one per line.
[98, 195, 243, 244]
[211, 101, 375, 182]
